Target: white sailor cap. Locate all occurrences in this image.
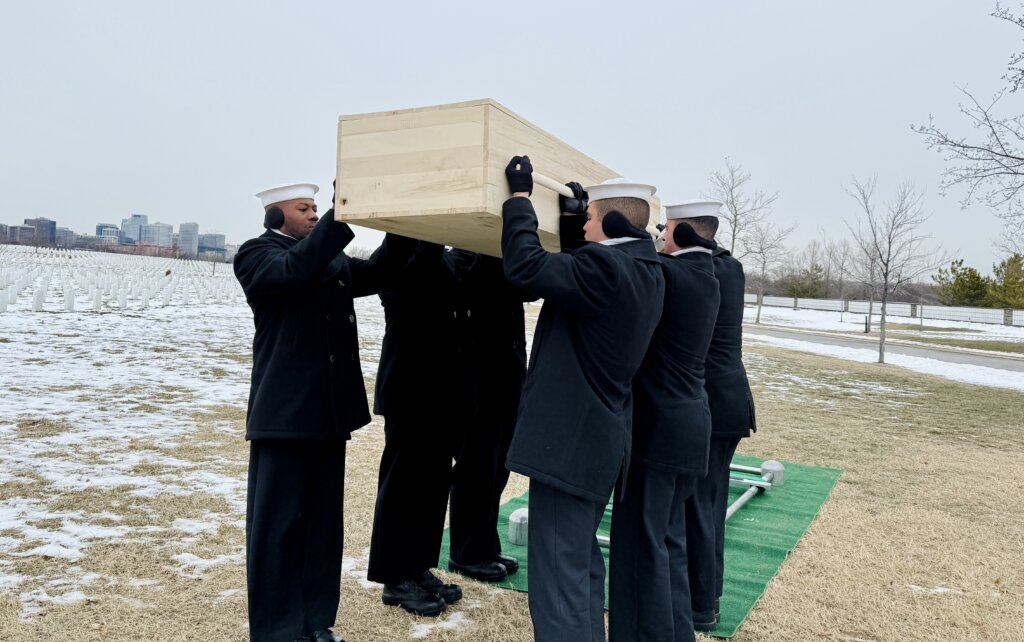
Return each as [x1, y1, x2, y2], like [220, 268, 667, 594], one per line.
[255, 183, 319, 208]
[665, 199, 724, 220]
[584, 177, 657, 203]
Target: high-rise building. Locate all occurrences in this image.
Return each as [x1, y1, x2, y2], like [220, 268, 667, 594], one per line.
[56, 227, 75, 248]
[0, 224, 8, 242]
[120, 214, 149, 243]
[139, 222, 173, 247]
[96, 223, 119, 238]
[24, 218, 57, 246]
[198, 233, 226, 251]
[8, 225, 36, 244]
[178, 222, 199, 257]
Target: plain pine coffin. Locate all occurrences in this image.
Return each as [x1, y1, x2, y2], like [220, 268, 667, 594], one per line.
[334, 99, 658, 256]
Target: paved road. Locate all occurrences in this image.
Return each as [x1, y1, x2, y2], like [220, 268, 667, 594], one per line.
[745, 326, 1024, 373]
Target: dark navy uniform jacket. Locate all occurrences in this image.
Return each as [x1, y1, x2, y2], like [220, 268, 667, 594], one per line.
[373, 243, 531, 421]
[632, 249, 720, 475]
[705, 246, 756, 439]
[234, 209, 412, 440]
[500, 198, 665, 503]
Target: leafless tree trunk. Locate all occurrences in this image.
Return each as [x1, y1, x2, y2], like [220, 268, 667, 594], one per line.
[704, 158, 779, 257]
[825, 237, 855, 317]
[742, 221, 795, 324]
[845, 177, 947, 363]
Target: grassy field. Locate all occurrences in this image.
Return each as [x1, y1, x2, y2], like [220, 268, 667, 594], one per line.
[2, 307, 1023, 641]
[884, 336, 1024, 355]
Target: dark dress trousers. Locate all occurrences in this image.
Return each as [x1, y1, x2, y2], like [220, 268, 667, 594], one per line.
[367, 244, 530, 582]
[368, 241, 461, 585]
[609, 250, 720, 642]
[501, 198, 665, 642]
[234, 210, 411, 641]
[687, 245, 758, 617]
[447, 250, 532, 567]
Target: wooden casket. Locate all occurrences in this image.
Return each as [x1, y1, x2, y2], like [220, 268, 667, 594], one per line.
[334, 99, 659, 256]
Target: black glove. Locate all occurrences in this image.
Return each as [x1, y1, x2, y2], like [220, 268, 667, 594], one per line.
[559, 181, 588, 214]
[264, 206, 284, 230]
[505, 155, 533, 195]
[673, 222, 716, 250]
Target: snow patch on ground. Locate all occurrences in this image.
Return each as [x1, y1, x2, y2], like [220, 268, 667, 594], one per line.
[341, 550, 379, 590]
[747, 333, 1024, 391]
[169, 550, 245, 578]
[410, 611, 471, 639]
[908, 584, 964, 595]
[743, 351, 924, 405]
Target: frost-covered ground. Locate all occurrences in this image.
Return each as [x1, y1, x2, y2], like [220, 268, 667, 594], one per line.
[0, 293, 391, 620]
[3, 247, 1022, 639]
[746, 305, 1024, 343]
[745, 305, 1024, 391]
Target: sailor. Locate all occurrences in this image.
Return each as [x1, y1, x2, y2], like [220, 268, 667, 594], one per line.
[500, 158, 665, 642]
[368, 243, 533, 615]
[608, 200, 722, 642]
[686, 202, 758, 633]
[234, 182, 413, 642]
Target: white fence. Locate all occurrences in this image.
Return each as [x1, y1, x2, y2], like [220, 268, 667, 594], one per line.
[747, 293, 1023, 327]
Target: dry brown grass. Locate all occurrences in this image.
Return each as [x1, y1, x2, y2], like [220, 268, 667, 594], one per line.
[2, 334, 1023, 641]
[890, 336, 1024, 354]
[723, 347, 1024, 642]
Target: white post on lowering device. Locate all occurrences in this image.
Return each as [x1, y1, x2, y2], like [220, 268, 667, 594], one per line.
[726, 460, 784, 522]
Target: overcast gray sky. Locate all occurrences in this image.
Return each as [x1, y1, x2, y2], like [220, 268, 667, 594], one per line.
[1, 0, 1019, 273]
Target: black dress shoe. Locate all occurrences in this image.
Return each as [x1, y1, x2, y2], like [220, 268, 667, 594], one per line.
[416, 570, 462, 604]
[382, 581, 446, 616]
[448, 559, 508, 582]
[497, 553, 519, 575]
[311, 629, 344, 642]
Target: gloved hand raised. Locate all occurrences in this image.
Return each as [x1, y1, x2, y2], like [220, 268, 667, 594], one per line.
[505, 156, 533, 196]
[559, 181, 588, 215]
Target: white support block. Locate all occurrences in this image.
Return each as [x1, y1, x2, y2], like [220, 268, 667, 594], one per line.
[508, 507, 529, 546]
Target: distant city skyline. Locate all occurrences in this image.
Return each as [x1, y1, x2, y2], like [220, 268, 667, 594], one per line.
[0, 213, 233, 260]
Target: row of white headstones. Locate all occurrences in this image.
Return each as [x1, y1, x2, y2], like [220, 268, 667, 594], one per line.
[0, 245, 244, 313]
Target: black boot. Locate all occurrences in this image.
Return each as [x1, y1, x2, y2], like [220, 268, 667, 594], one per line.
[497, 553, 519, 575]
[416, 570, 463, 604]
[448, 559, 508, 582]
[382, 581, 447, 616]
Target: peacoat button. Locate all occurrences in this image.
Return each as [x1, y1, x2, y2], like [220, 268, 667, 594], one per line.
[338, 279, 346, 287]
[348, 314, 355, 323]
[329, 354, 335, 363]
[326, 313, 332, 321]
[466, 309, 472, 318]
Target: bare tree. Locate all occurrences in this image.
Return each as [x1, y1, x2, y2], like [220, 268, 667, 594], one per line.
[844, 177, 947, 363]
[742, 221, 796, 324]
[912, 4, 1024, 253]
[825, 237, 855, 318]
[704, 158, 779, 256]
